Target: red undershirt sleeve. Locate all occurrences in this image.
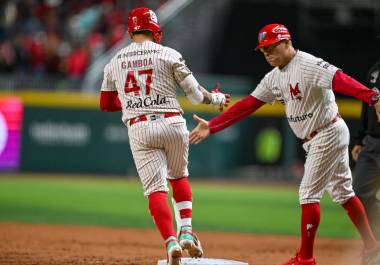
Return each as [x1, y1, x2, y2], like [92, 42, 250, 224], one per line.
[332, 70, 378, 105]
[99, 91, 122, 112]
[209, 95, 266, 134]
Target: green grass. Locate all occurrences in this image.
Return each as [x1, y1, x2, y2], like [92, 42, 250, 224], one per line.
[0, 175, 358, 238]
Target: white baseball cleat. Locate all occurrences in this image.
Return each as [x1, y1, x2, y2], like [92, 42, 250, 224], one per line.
[178, 226, 203, 258]
[166, 236, 183, 265]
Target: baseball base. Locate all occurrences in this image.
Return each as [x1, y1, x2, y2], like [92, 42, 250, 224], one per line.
[157, 258, 249, 265]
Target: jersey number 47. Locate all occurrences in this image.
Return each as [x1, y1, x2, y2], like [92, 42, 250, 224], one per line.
[124, 69, 153, 96]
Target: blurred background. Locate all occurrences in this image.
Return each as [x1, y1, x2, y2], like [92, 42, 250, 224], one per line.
[0, 0, 379, 181]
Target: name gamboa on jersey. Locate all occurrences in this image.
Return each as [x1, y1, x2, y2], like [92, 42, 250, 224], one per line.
[252, 51, 340, 139]
[101, 41, 190, 124]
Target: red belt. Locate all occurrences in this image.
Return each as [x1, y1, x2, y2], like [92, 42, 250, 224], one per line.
[129, 112, 181, 126]
[303, 113, 341, 143]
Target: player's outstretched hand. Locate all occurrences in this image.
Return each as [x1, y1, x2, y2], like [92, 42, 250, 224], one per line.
[211, 83, 231, 112]
[189, 114, 210, 144]
[375, 100, 380, 122]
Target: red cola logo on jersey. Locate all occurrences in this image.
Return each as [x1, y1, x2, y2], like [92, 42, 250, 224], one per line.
[125, 94, 168, 109]
[289, 82, 302, 101]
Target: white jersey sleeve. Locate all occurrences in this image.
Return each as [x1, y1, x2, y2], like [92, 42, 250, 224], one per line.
[301, 57, 339, 90]
[100, 63, 117, 92]
[168, 48, 192, 84]
[251, 72, 276, 104]
[167, 48, 205, 103]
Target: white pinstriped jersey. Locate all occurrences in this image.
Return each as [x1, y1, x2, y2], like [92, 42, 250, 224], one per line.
[101, 40, 192, 124]
[251, 51, 339, 139]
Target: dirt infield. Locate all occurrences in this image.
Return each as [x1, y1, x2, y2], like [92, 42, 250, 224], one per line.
[0, 223, 363, 265]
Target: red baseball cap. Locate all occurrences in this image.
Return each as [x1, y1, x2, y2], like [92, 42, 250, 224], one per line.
[127, 7, 162, 43]
[255, 24, 291, 50]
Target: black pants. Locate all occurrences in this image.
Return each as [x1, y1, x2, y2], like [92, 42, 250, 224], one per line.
[353, 135, 380, 240]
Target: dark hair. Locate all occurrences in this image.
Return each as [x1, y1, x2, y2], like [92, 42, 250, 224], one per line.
[132, 30, 154, 38]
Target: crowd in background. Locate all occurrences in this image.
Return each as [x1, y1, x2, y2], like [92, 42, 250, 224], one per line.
[0, 0, 166, 89]
[1, 0, 378, 91]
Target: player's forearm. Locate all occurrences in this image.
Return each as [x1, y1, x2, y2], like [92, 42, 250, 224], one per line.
[199, 86, 212, 104]
[209, 95, 265, 134]
[99, 91, 122, 112]
[332, 70, 379, 105]
[179, 75, 204, 104]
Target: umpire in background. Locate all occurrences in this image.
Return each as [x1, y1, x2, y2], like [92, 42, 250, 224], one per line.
[352, 41, 380, 240]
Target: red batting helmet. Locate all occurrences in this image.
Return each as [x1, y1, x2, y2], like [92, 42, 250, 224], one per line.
[255, 24, 291, 50]
[127, 7, 162, 43]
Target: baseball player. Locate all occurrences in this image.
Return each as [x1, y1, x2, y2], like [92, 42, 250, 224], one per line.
[99, 7, 230, 265]
[189, 24, 380, 265]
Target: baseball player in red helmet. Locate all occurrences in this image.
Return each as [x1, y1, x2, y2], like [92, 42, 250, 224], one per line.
[190, 23, 380, 265]
[99, 7, 230, 265]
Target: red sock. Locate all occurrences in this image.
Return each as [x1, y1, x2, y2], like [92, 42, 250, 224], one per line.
[169, 177, 192, 225]
[148, 191, 176, 241]
[342, 196, 376, 249]
[299, 203, 320, 260]
[169, 177, 192, 202]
